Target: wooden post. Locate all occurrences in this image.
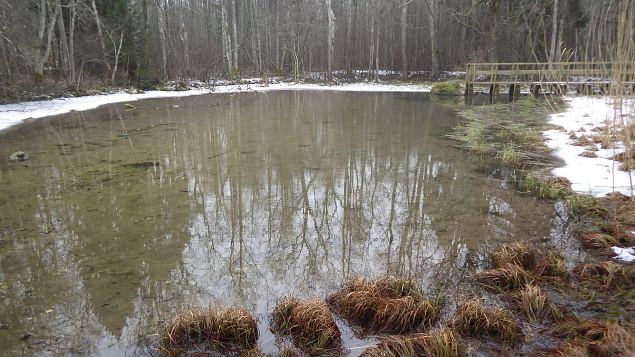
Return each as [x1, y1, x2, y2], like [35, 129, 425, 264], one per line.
[530, 84, 541, 96]
[464, 83, 474, 105]
[508, 84, 520, 101]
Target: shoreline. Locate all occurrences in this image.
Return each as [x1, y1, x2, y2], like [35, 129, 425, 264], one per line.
[0, 80, 432, 132]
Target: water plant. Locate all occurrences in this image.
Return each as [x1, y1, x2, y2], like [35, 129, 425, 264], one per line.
[161, 306, 258, 356]
[271, 296, 342, 354]
[327, 276, 441, 334]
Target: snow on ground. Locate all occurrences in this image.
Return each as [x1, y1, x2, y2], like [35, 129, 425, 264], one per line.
[543, 96, 635, 197]
[0, 81, 431, 131]
[612, 246, 635, 263]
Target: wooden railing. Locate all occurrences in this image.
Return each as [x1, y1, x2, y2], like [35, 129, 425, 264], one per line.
[465, 61, 635, 85]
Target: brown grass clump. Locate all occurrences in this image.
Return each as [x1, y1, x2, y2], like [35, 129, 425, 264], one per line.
[581, 232, 619, 249]
[512, 284, 553, 321]
[450, 299, 521, 343]
[534, 250, 569, 281]
[474, 264, 532, 291]
[573, 261, 635, 289]
[360, 328, 464, 357]
[327, 276, 441, 334]
[491, 241, 536, 269]
[271, 296, 341, 354]
[551, 319, 635, 356]
[537, 342, 589, 357]
[161, 306, 258, 355]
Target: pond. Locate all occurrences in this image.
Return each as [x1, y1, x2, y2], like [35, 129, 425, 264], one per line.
[0, 91, 571, 355]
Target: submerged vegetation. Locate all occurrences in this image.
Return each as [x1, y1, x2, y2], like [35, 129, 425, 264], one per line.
[448, 98, 558, 169]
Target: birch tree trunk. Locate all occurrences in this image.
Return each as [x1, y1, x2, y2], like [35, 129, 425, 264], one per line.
[220, 0, 233, 74]
[179, 14, 191, 73]
[231, 0, 239, 71]
[90, 0, 110, 74]
[35, 3, 59, 82]
[345, 0, 353, 75]
[156, 0, 168, 79]
[427, 0, 439, 78]
[401, 0, 408, 77]
[326, 0, 335, 81]
[548, 0, 559, 66]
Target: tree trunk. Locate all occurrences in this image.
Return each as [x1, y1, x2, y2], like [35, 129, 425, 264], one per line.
[68, 0, 76, 82]
[179, 16, 190, 74]
[548, 0, 559, 66]
[57, 4, 71, 79]
[156, 0, 168, 79]
[220, 0, 233, 74]
[90, 0, 110, 75]
[326, 0, 335, 81]
[368, 15, 375, 81]
[401, 0, 408, 77]
[35, 3, 59, 82]
[427, 0, 439, 78]
[231, 0, 239, 71]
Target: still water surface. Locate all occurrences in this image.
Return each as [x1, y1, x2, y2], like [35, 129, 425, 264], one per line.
[0, 91, 568, 355]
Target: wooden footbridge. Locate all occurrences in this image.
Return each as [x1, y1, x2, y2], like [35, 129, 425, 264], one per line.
[464, 61, 635, 101]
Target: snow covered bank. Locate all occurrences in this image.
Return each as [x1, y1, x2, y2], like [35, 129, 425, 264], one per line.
[0, 82, 431, 131]
[544, 96, 635, 197]
[612, 246, 635, 263]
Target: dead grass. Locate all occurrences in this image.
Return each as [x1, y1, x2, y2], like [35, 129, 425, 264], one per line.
[271, 296, 342, 354]
[512, 284, 551, 321]
[327, 276, 441, 334]
[573, 261, 635, 289]
[360, 328, 464, 357]
[491, 241, 536, 269]
[161, 306, 258, 355]
[534, 250, 569, 281]
[551, 319, 635, 357]
[450, 299, 521, 343]
[474, 264, 532, 291]
[580, 232, 619, 249]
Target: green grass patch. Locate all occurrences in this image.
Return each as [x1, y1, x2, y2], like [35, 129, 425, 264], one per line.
[431, 80, 464, 95]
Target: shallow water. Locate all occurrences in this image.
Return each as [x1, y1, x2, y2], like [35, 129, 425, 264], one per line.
[0, 91, 570, 356]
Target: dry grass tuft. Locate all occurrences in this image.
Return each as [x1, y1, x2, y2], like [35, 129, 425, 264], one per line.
[474, 264, 532, 291]
[271, 296, 342, 354]
[573, 261, 635, 289]
[491, 241, 536, 269]
[327, 276, 441, 334]
[450, 299, 521, 343]
[360, 328, 464, 357]
[161, 306, 258, 355]
[512, 284, 551, 321]
[537, 342, 588, 357]
[580, 232, 619, 249]
[551, 319, 635, 356]
[534, 250, 569, 281]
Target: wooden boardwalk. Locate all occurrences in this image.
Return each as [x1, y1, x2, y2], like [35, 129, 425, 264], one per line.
[464, 62, 635, 99]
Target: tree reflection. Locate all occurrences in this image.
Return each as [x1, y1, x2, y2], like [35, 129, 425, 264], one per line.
[0, 92, 563, 354]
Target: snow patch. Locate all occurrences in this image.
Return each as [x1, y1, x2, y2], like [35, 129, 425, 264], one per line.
[0, 82, 431, 131]
[544, 96, 635, 197]
[612, 246, 635, 263]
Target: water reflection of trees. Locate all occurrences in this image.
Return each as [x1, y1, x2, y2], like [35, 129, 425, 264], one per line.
[0, 92, 562, 354]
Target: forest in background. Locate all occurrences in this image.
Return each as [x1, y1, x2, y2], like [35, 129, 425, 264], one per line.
[0, 0, 632, 99]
